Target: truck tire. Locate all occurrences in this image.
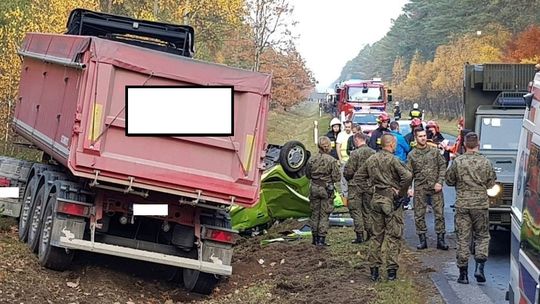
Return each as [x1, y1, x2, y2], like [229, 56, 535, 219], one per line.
[18, 175, 39, 242]
[38, 193, 74, 271]
[183, 268, 218, 295]
[27, 185, 46, 253]
[279, 141, 308, 177]
[182, 211, 231, 295]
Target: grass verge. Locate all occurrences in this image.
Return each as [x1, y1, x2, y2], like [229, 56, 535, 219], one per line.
[267, 102, 332, 153]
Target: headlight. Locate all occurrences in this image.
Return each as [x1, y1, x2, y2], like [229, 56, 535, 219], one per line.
[487, 184, 501, 197]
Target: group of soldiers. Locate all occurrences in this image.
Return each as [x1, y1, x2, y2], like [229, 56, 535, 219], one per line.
[305, 126, 497, 285]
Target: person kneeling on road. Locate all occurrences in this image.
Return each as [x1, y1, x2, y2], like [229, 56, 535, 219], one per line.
[356, 134, 412, 281]
[407, 128, 449, 251]
[445, 132, 497, 284]
[305, 136, 341, 247]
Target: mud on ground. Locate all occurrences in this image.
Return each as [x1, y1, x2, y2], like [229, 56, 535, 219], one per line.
[0, 218, 442, 304]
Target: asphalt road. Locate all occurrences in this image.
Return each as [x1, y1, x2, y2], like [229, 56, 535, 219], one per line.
[403, 133, 510, 304]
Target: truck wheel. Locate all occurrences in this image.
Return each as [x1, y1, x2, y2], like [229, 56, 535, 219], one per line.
[18, 175, 38, 242]
[279, 141, 308, 177]
[182, 211, 230, 294]
[27, 185, 46, 253]
[38, 193, 73, 271]
[183, 268, 218, 295]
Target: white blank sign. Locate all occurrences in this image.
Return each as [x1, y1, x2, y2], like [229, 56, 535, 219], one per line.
[0, 187, 19, 198]
[133, 204, 168, 216]
[126, 86, 233, 135]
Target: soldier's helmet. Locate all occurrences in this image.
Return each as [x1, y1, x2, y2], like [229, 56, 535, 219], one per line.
[413, 103, 419, 109]
[318, 136, 332, 153]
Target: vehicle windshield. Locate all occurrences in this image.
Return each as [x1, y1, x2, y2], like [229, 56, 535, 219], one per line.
[352, 113, 378, 125]
[479, 117, 522, 150]
[348, 87, 382, 101]
[399, 123, 412, 135]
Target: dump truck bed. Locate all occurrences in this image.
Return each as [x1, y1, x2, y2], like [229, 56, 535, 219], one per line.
[14, 33, 271, 207]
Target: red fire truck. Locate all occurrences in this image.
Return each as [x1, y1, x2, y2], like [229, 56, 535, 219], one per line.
[334, 78, 392, 121]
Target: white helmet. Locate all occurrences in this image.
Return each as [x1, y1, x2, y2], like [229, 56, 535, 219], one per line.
[330, 118, 341, 127]
[394, 101, 399, 106]
[413, 103, 419, 109]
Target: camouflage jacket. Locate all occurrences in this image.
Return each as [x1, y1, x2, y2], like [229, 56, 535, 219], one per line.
[407, 145, 446, 191]
[344, 144, 375, 191]
[356, 149, 412, 198]
[306, 152, 341, 187]
[445, 151, 497, 209]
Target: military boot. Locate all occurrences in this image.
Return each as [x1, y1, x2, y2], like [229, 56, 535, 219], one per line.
[316, 236, 330, 247]
[474, 260, 486, 283]
[436, 233, 449, 250]
[417, 233, 427, 250]
[312, 234, 317, 245]
[370, 267, 380, 282]
[365, 230, 372, 242]
[351, 232, 364, 244]
[457, 266, 469, 284]
[387, 269, 397, 281]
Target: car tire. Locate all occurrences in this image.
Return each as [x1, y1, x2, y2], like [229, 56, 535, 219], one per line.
[279, 141, 308, 177]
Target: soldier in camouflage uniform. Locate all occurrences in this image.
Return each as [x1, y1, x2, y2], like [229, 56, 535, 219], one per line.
[407, 128, 449, 251]
[344, 132, 375, 243]
[445, 132, 497, 284]
[306, 136, 341, 247]
[356, 134, 412, 281]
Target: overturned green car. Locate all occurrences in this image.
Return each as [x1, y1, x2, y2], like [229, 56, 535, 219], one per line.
[231, 141, 343, 233]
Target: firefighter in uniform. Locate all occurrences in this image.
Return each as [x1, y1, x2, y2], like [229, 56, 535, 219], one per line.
[305, 136, 341, 247]
[368, 112, 391, 151]
[409, 103, 422, 120]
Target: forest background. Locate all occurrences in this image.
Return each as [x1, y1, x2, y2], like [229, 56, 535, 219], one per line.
[0, 0, 539, 143]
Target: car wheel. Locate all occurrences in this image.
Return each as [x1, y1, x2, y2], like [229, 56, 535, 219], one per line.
[279, 141, 308, 177]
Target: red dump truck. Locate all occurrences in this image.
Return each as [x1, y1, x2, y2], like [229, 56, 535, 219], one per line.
[0, 9, 271, 294]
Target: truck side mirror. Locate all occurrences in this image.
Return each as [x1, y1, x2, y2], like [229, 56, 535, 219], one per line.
[524, 93, 533, 109]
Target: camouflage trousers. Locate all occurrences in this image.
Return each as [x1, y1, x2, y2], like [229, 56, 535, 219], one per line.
[340, 163, 348, 198]
[455, 208, 490, 268]
[368, 193, 404, 270]
[309, 185, 334, 237]
[414, 189, 446, 235]
[348, 188, 373, 236]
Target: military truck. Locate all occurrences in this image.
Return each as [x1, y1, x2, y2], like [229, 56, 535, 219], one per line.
[463, 63, 536, 228]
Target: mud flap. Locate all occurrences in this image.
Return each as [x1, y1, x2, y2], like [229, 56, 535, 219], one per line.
[201, 240, 233, 269]
[50, 215, 86, 248]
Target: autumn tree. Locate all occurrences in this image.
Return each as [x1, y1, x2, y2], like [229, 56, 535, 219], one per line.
[259, 46, 316, 108]
[391, 56, 407, 87]
[504, 25, 540, 63]
[244, 0, 296, 71]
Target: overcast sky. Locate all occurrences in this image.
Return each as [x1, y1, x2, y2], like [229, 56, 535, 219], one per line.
[290, 0, 409, 92]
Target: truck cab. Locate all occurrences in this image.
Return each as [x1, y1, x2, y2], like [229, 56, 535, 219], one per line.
[463, 63, 536, 228]
[335, 78, 392, 122]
